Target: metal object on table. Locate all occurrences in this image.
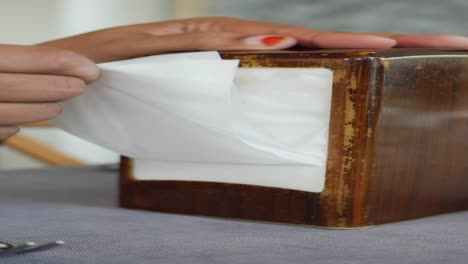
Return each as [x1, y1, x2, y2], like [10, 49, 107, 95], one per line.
[0, 240, 64, 256]
[19, 240, 65, 254]
[0, 242, 14, 250]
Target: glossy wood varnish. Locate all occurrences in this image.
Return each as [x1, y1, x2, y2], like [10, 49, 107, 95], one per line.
[120, 49, 468, 227]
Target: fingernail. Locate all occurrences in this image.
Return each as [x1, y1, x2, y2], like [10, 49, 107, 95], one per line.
[0, 127, 20, 136]
[243, 35, 296, 47]
[367, 36, 398, 46]
[78, 63, 100, 83]
[439, 35, 468, 48]
[37, 103, 63, 119]
[261, 36, 288, 46]
[47, 104, 63, 115]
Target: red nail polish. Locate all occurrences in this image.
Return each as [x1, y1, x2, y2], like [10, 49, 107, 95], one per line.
[261, 36, 287, 46]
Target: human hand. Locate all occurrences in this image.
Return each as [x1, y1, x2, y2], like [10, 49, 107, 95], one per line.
[42, 17, 468, 63]
[0, 45, 99, 140]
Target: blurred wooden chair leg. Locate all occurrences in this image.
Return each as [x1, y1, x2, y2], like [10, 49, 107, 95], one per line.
[3, 133, 83, 166]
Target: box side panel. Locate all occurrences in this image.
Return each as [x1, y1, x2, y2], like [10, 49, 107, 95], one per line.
[370, 56, 468, 224]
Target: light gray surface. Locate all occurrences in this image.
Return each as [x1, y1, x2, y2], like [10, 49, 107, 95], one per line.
[0, 166, 467, 264]
[210, 0, 468, 35]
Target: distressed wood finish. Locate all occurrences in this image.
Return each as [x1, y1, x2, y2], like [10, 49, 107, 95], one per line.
[120, 49, 468, 228]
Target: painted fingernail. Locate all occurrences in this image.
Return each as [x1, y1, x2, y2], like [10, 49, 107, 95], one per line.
[243, 35, 296, 47]
[261, 36, 288, 46]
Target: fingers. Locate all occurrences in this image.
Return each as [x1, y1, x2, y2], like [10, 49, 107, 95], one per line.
[299, 32, 397, 48]
[79, 31, 298, 62]
[151, 17, 468, 49]
[0, 103, 62, 126]
[148, 17, 397, 49]
[43, 17, 468, 65]
[0, 45, 99, 83]
[0, 73, 85, 102]
[141, 30, 389, 53]
[207, 17, 468, 48]
[0, 45, 95, 133]
[335, 32, 468, 49]
[0, 126, 20, 140]
[389, 34, 468, 49]
[217, 18, 397, 48]
[139, 32, 297, 52]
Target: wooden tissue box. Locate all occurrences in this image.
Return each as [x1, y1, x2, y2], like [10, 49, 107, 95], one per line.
[120, 49, 468, 228]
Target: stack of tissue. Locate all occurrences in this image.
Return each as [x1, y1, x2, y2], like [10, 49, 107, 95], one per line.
[54, 51, 333, 191]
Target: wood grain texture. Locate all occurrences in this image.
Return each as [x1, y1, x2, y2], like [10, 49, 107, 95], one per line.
[120, 49, 468, 227]
[368, 56, 468, 224]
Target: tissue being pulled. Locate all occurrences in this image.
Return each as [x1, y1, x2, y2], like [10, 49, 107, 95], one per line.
[53, 52, 333, 167]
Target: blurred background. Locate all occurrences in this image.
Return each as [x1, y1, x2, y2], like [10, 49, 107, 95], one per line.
[0, 0, 466, 169]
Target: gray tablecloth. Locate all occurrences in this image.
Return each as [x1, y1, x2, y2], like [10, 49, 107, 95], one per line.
[0, 166, 467, 264]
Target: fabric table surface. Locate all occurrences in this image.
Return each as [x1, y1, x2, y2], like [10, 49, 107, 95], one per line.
[0, 165, 467, 264]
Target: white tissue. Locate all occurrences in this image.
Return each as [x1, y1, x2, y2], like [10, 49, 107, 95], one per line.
[53, 51, 333, 192]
